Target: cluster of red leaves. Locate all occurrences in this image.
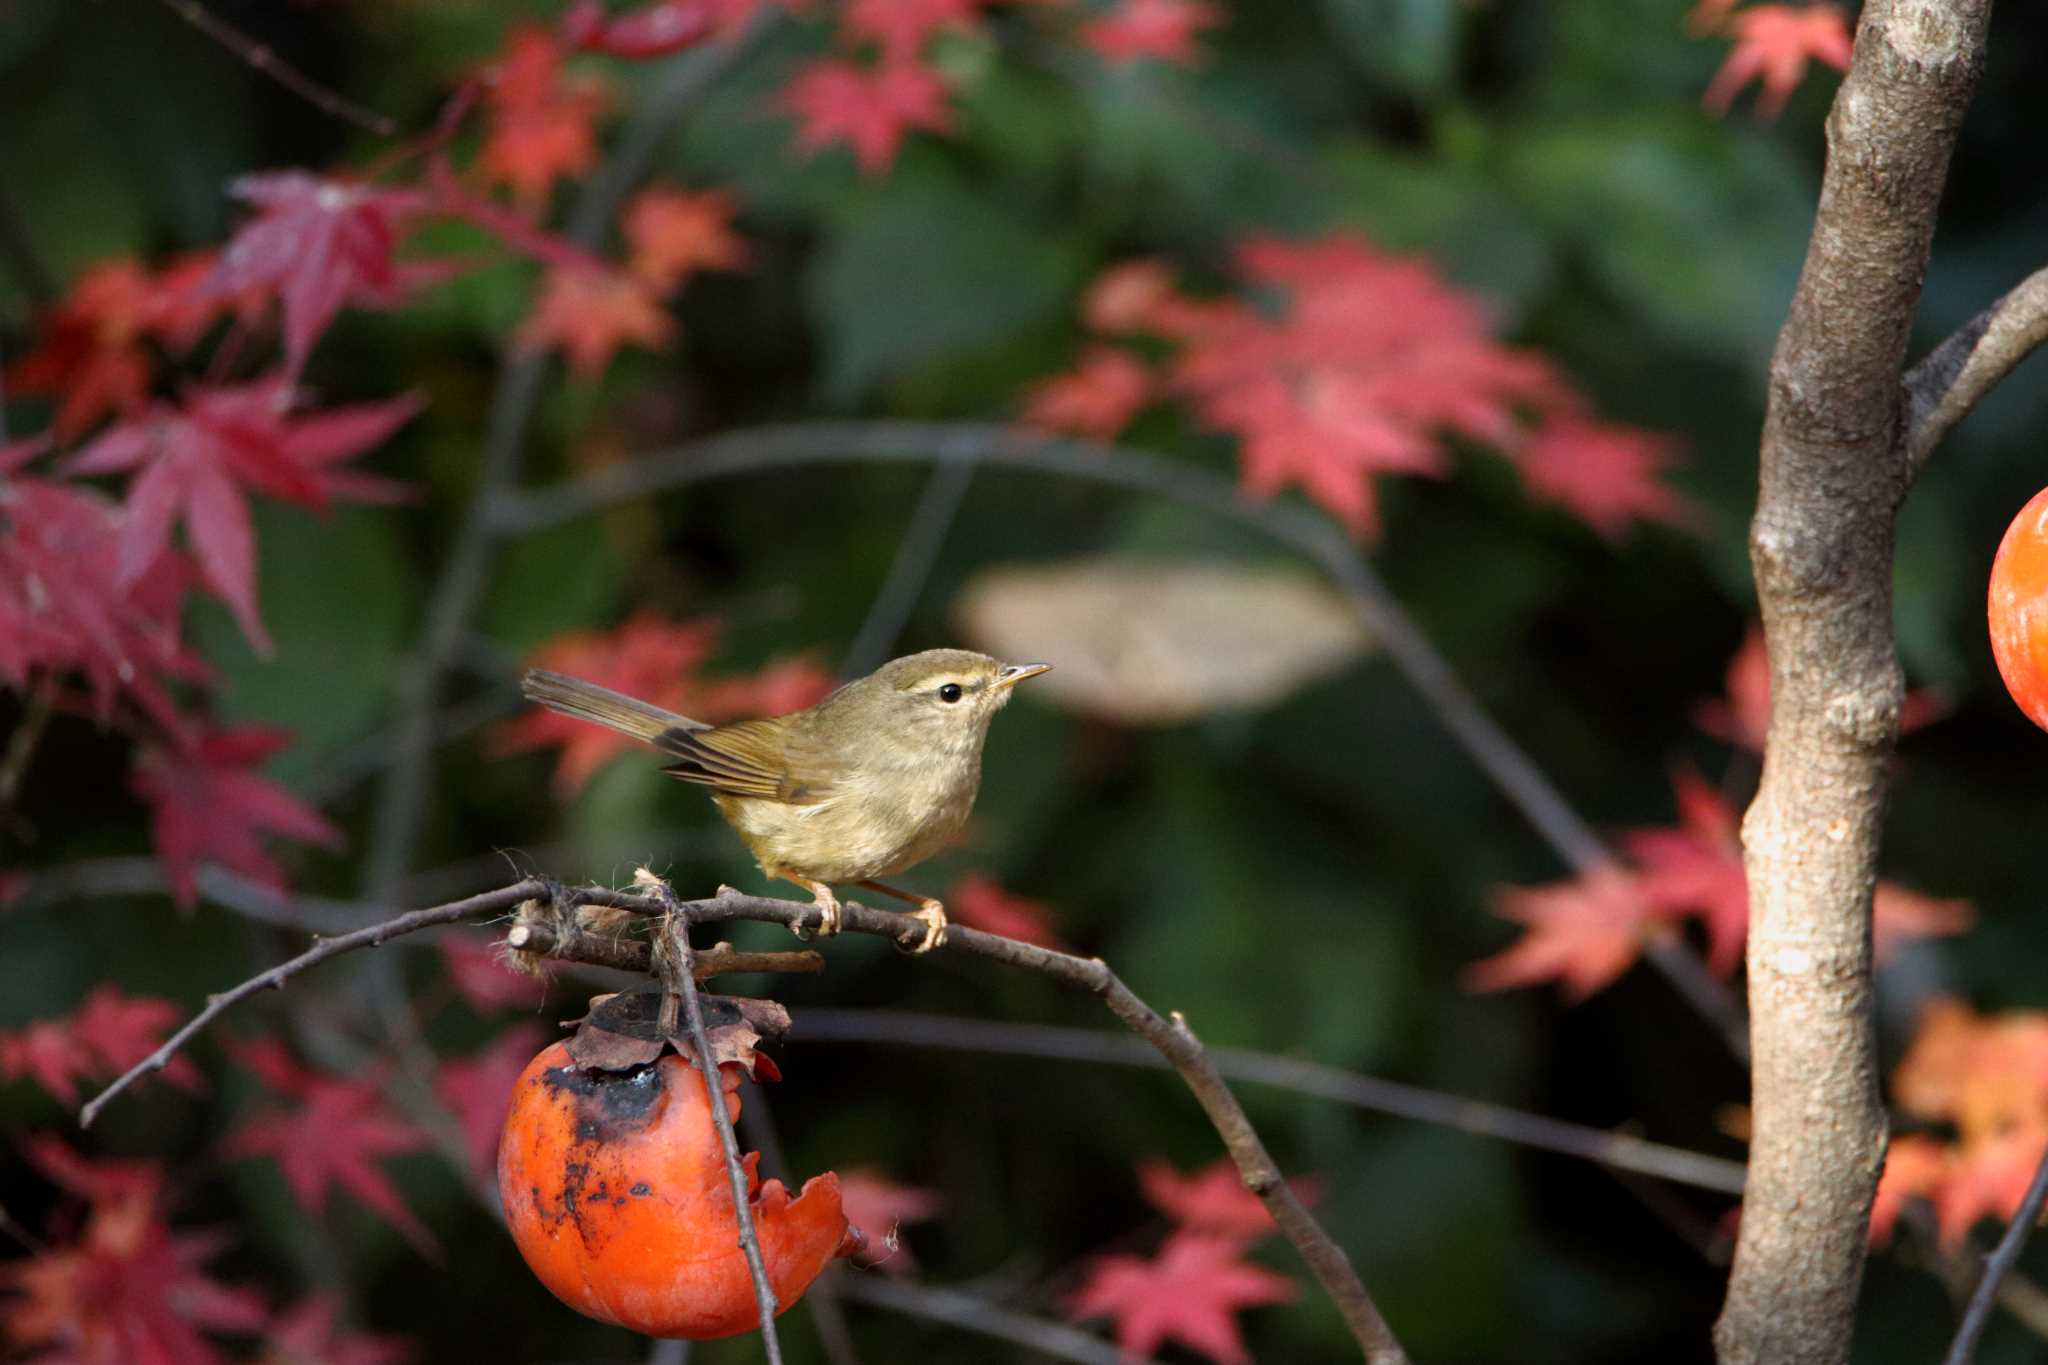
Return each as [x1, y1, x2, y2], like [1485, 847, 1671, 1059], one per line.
[1027, 240, 1695, 539]
[221, 1039, 436, 1255]
[1465, 627, 1968, 1000]
[1871, 999, 2048, 1250]
[1692, 622, 1950, 754]
[0, 1140, 409, 1365]
[0, 987, 199, 1105]
[495, 610, 834, 794]
[1068, 1158, 1301, 1364]
[1692, 1, 1853, 119]
[782, 0, 1225, 175]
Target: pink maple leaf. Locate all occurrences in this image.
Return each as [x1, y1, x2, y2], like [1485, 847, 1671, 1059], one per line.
[561, 0, 719, 58]
[0, 476, 204, 731]
[223, 1038, 437, 1255]
[782, 56, 952, 175]
[1463, 863, 1660, 1001]
[208, 172, 448, 378]
[0, 986, 203, 1103]
[516, 265, 674, 376]
[837, 1167, 944, 1275]
[1703, 4, 1853, 119]
[436, 1023, 547, 1176]
[1622, 767, 1750, 975]
[1069, 1229, 1295, 1365]
[130, 725, 343, 910]
[1138, 1158, 1318, 1238]
[68, 378, 420, 651]
[480, 25, 610, 205]
[1512, 412, 1697, 538]
[1021, 346, 1154, 440]
[1081, 0, 1224, 66]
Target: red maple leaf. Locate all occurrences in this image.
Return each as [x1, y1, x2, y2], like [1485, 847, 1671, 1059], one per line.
[946, 873, 1066, 949]
[481, 25, 610, 205]
[3, 259, 227, 440]
[1463, 863, 1659, 1001]
[1703, 4, 1853, 119]
[435, 1023, 548, 1176]
[844, 0, 987, 58]
[0, 475, 203, 731]
[561, 0, 718, 58]
[439, 935, 547, 1013]
[259, 1294, 413, 1365]
[1021, 346, 1154, 440]
[496, 611, 721, 793]
[1160, 235, 1572, 536]
[623, 185, 752, 293]
[1081, 0, 1224, 66]
[69, 378, 420, 651]
[2, 1141, 269, 1365]
[1069, 1229, 1295, 1365]
[1138, 1159, 1318, 1238]
[130, 725, 343, 910]
[516, 264, 674, 376]
[0, 986, 201, 1104]
[1511, 413, 1696, 538]
[207, 173, 445, 379]
[222, 1038, 436, 1254]
[837, 1167, 944, 1275]
[1694, 622, 1949, 753]
[782, 56, 953, 175]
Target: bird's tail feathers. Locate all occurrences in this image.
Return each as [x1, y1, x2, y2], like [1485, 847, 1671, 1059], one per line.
[520, 669, 707, 747]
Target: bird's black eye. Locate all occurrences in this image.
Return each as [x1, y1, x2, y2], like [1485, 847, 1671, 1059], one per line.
[938, 682, 964, 703]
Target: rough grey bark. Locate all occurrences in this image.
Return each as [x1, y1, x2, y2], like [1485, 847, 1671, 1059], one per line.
[1716, 2, 1993, 1362]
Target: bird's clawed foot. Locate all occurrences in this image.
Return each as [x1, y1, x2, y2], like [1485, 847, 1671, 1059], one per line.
[904, 898, 948, 955]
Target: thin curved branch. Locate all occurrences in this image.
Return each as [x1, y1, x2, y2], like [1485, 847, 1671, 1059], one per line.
[158, 0, 396, 136]
[839, 459, 977, 677]
[80, 879, 1410, 1365]
[1941, 1141, 2048, 1365]
[79, 880, 552, 1127]
[836, 1275, 1149, 1365]
[1906, 266, 2048, 475]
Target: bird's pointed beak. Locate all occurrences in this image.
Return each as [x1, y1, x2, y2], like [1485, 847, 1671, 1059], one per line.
[994, 661, 1052, 689]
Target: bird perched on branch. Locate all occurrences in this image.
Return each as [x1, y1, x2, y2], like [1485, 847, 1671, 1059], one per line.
[521, 649, 1051, 953]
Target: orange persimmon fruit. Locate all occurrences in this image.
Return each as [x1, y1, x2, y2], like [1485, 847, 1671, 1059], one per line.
[1990, 485, 2048, 732]
[498, 1039, 854, 1339]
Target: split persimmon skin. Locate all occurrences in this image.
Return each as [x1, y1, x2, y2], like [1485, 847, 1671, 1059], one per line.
[1990, 486, 2048, 733]
[497, 1040, 850, 1340]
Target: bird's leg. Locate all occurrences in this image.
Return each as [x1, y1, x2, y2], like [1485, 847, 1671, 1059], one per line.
[769, 868, 841, 940]
[856, 880, 948, 954]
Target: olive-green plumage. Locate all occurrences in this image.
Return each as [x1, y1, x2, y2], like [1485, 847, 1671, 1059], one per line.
[520, 649, 1050, 951]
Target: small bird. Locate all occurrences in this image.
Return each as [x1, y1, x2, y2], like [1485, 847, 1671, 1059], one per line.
[521, 649, 1051, 953]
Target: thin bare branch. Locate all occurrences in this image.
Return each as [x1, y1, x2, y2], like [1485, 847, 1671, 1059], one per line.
[786, 1008, 1748, 1195]
[1942, 1141, 2048, 1365]
[79, 880, 556, 1127]
[1724, 2, 1993, 1361]
[839, 459, 977, 677]
[648, 883, 784, 1364]
[737, 1084, 864, 1365]
[481, 419, 1744, 1057]
[837, 1275, 1147, 1365]
[1906, 266, 2048, 475]
[157, 0, 397, 136]
[505, 918, 823, 978]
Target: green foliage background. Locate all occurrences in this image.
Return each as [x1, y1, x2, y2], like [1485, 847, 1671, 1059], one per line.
[4, 1, 2048, 1361]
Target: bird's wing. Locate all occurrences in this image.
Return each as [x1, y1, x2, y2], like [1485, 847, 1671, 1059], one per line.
[660, 719, 837, 805]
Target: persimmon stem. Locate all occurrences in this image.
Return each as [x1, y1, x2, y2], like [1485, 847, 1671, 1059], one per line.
[645, 877, 784, 1365]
